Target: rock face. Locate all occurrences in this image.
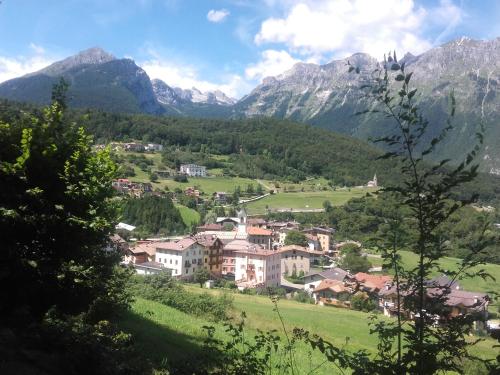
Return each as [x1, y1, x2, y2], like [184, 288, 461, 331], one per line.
[0, 47, 164, 114]
[236, 38, 500, 172]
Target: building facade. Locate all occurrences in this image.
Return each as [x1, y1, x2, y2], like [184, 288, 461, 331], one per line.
[180, 164, 207, 177]
[154, 238, 204, 278]
[234, 248, 281, 288]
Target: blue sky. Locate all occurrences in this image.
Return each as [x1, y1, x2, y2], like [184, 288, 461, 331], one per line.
[0, 0, 498, 97]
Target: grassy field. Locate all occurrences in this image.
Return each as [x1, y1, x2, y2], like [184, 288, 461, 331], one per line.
[175, 205, 200, 227]
[245, 188, 376, 214]
[120, 291, 498, 374]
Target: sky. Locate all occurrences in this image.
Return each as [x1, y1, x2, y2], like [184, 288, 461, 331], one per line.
[0, 0, 498, 98]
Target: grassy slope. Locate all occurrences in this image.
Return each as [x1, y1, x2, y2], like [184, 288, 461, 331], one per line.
[121, 293, 498, 374]
[245, 188, 376, 214]
[176, 205, 201, 226]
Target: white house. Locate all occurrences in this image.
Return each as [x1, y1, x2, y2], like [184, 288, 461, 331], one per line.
[154, 237, 204, 278]
[180, 164, 207, 177]
[145, 143, 163, 152]
[234, 247, 281, 289]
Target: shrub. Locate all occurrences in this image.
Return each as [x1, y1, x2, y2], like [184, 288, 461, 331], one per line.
[293, 290, 314, 304]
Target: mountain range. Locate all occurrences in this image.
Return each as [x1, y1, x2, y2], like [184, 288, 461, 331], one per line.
[0, 39, 498, 173]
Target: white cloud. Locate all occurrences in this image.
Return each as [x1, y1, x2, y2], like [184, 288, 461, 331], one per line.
[207, 8, 230, 23]
[0, 45, 55, 83]
[254, 0, 464, 60]
[245, 49, 300, 81]
[29, 43, 46, 54]
[141, 58, 250, 98]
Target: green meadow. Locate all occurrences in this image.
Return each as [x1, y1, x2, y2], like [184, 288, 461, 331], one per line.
[120, 291, 498, 374]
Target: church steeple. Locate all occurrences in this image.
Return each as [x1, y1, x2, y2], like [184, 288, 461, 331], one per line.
[237, 208, 247, 235]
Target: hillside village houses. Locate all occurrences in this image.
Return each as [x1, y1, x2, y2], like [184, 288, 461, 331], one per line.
[180, 163, 207, 177]
[118, 208, 491, 326]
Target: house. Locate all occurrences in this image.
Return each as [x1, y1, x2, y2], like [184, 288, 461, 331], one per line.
[112, 178, 131, 192]
[222, 239, 255, 276]
[184, 187, 200, 198]
[124, 142, 145, 152]
[145, 143, 163, 152]
[303, 267, 352, 293]
[278, 245, 322, 277]
[312, 279, 355, 306]
[215, 216, 239, 229]
[247, 218, 268, 228]
[302, 227, 334, 252]
[354, 272, 392, 294]
[304, 233, 321, 251]
[378, 277, 490, 326]
[180, 164, 206, 177]
[154, 237, 204, 278]
[105, 234, 128, 253]
[213, 192, 228, 205]
[123, 241, 157, 264]
[367, 174, 378, 187]
[233, 246, 281, 289]
[247, 226, 273, 249]
[196, 223, 224, 232]
[134, 261, 169, 275]
[195, 234, 224, 276]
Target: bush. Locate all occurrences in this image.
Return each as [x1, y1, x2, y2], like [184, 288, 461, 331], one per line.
[130, 274, 233, 321]
[174, 174, 188, 183]
[350, 292, 377, 312]
[293, 290, 314, 304]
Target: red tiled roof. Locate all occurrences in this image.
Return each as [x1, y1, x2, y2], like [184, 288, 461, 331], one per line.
[197, 223, 223, 231]
[355, 273, 392, 291]
[130, 241, 157, 256]
[313, 279, 349, 293]
[155, 238, 197, 251]
[247, 227, 272, 236]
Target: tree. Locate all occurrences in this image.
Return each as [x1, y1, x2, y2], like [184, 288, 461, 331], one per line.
[194, 268, 211, 287]
[0, 81, 120, 324]
[339, 243, 371, 273]
[0, 83, 144, 374]
[284, 230, 308, 247]
[340, 52, 497, 373]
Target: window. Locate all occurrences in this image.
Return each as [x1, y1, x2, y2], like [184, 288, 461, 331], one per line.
[185, 269, 189, 274]
[205, 258, 207, 263]
[300, 256, 303, 260]
[158, 258, 161, 263]
[223, 267, 227, 272]
[175, 260, 178, 265]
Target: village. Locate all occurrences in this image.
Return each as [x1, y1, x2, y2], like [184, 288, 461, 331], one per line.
[109, 205, 493, 332]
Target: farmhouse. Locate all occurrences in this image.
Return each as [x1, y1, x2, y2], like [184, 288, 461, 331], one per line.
[180, 163, 206, 177]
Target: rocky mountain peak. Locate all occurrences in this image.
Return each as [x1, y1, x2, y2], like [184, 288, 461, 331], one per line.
[33, 47, 116, 77]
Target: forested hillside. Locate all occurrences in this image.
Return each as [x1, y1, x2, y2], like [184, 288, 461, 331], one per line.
[1, 99, 499, 203]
